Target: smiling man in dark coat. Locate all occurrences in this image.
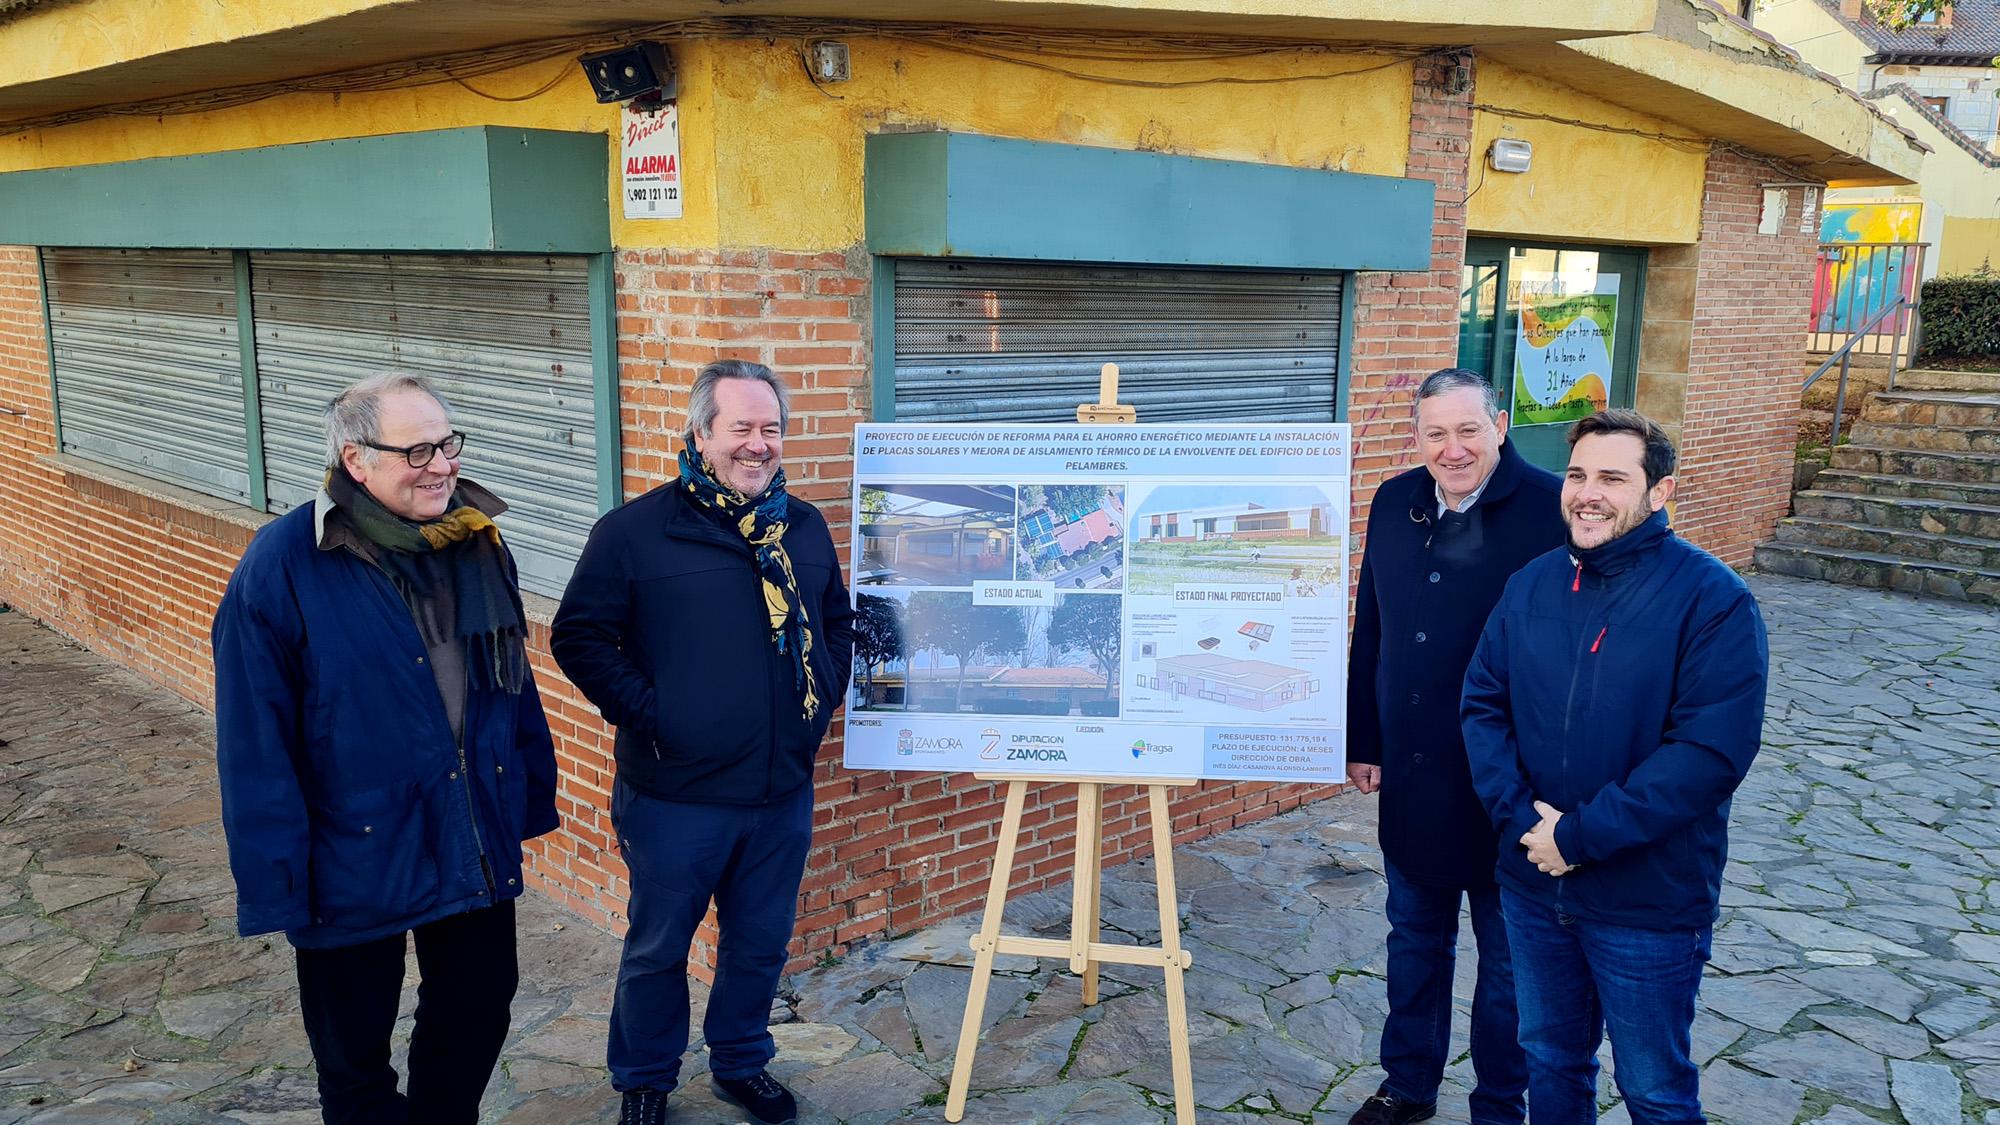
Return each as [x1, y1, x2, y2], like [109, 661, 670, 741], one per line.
[1464, 410, 1768, 1124]
[552, 359, 855, 1125]
[1341, 368, 1566, 1125]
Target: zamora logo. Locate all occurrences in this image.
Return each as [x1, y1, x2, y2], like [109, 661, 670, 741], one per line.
[1006, 748, 1069, 762]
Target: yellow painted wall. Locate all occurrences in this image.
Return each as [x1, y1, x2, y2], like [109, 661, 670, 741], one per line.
[706, 38, 1410, 250]
[1468, 60, 1707, 245]
[1861, 96, 2000, 277]
[1939, 216, 2000, 274]
[1755, 0, 1866, 88]
[0, 36, 1412, 253]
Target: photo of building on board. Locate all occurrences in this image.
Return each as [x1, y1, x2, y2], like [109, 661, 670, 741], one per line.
[1016, 483, 1125, 589]
[851, 589, 1121, 718]
[857, 484, 1016, 586]
[1126, 484, 1343, 595]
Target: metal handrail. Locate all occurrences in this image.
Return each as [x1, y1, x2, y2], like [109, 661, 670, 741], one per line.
[1802, 291, 1919, 447]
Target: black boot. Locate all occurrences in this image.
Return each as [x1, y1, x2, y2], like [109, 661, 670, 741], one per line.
[618, 1087, 671, 1125]
[711, 1071, 798, 1124]
[1346, 1088, 1438, 1125]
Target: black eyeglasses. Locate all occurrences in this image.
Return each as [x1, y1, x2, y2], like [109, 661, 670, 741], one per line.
[364, 431, 466, 468]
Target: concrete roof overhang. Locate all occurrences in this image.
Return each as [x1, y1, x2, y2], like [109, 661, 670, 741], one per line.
[1488, 0, 1925, 186]
[0, 0, 1661, 126]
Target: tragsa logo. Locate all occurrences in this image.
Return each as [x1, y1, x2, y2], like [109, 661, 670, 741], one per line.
[979, 728, 1003, 760]
[1131, 739, 1173, 759]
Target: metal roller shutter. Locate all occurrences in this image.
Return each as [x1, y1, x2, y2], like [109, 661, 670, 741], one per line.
[892, 259, 1343, 424]
[250, 252, 596, 598]
[41, 248, 250, 501]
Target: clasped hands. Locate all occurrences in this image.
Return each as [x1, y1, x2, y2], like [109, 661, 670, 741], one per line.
[1521, 800, 1575, 876]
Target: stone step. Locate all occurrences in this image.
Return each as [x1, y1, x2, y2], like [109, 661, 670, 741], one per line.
[1861, 390, 2000, 427]
[1773, 516, 2000, 569]
[1891, 368, 2000, 393]
[1844, 421, 2000, 453]
[1752, 541, 2000, 605]
[1830, 444, 2000, 484]
[1793, 490, 2000, 538]
[1811, 468, 2000, 506]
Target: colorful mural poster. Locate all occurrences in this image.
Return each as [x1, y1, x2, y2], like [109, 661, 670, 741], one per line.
[846, 424, 1351, 784]
[1820, 201, 1921, 244]
[1511, 273, 1618, 426]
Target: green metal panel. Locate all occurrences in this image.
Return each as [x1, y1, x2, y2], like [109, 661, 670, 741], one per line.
[232, 251, 268, 511]
[864, 131, 1432, 271]
[0, 127, 609, 253]
[588, 252, 625, 512]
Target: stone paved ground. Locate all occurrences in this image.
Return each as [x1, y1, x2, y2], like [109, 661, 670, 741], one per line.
[1, 573, 1997, 1123]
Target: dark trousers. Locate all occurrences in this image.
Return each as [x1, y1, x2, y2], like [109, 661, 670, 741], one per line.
[1501, 888, 1711, 1125]
[293, 899, 518, 1125]
[607, 778, 813, 1093]
[1380, 863, 1528, 1125]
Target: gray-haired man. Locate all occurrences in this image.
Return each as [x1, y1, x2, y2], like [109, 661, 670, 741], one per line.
[553, 360, 855, 1125]
[212, 373, 559, 1124]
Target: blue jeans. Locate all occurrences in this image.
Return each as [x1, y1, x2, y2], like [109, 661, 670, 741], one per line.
[1380, 864, 1527, 1124]
[1500, 888, 1711, 1125]
[607, 779, 814, 1093]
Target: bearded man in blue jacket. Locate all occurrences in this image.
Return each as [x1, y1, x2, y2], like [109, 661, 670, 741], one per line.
[1343, 369, 1564, 1125]
[212, 373, 560, 1125]
[552, 359, 855, 1125]
[1463, 410, 1768, 1125]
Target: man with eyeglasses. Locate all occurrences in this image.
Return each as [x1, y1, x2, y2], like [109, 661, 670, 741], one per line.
[212, 372, 559, 1125]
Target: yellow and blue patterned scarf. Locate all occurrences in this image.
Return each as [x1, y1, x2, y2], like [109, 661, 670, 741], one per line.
[677, 443, 821, 723]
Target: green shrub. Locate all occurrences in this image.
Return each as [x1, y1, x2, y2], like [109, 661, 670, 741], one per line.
[1918, 272, 2000, 358]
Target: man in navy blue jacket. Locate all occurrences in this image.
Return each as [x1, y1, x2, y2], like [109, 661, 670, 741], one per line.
[213, 373, 560, 1125]
[1344, 369, 1565, 1125]
[1464, 410, 1768, 1125]
[552, 360, 855, 1125]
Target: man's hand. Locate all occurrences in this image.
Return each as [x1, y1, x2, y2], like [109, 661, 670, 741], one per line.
[1346, 763, 1381, 795]
[1520, 800, 1573, 875]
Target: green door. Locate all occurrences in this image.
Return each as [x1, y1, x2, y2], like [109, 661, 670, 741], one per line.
[1459, 239, 1646, 472]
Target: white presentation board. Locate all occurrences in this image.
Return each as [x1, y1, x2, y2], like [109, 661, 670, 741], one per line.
[844, 424, 1351, 783]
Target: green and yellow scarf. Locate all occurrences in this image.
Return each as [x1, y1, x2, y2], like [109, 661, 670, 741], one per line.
[677, 443, 822, 723]
[327, 466, 528, 694]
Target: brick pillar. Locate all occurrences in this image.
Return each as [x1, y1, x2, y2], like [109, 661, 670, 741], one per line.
[1346, 50, 1475, 551]
[1671, 148, 1822, 567]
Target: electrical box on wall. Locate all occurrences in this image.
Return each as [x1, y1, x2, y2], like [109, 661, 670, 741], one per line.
[1758, 188, 1788, 236]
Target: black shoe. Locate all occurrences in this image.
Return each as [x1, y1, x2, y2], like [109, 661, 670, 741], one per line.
[1347, 1088, 1438, 1125]
[711, 1071, 798, 1125]
[619, 1088, 671, 1125]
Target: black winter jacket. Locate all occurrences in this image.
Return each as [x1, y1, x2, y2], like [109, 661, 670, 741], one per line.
[551, 485, 855, 805]
[1346, 440, 1566, 889]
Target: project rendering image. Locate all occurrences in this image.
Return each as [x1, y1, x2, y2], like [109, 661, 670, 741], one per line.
[1138, 653, 1321, 712]
[1127, 484, 1343, 595]
[857, 483, 1016, 586]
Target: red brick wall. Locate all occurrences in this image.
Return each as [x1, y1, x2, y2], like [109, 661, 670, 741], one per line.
[0, 51, 1481, 974]
[1673, 149, 1822, 567]
[1346, 51, 1474, 549]
[594, 248, 1338, 972]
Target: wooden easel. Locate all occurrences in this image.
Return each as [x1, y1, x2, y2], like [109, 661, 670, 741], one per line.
[945, 366, 1199, 1125]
